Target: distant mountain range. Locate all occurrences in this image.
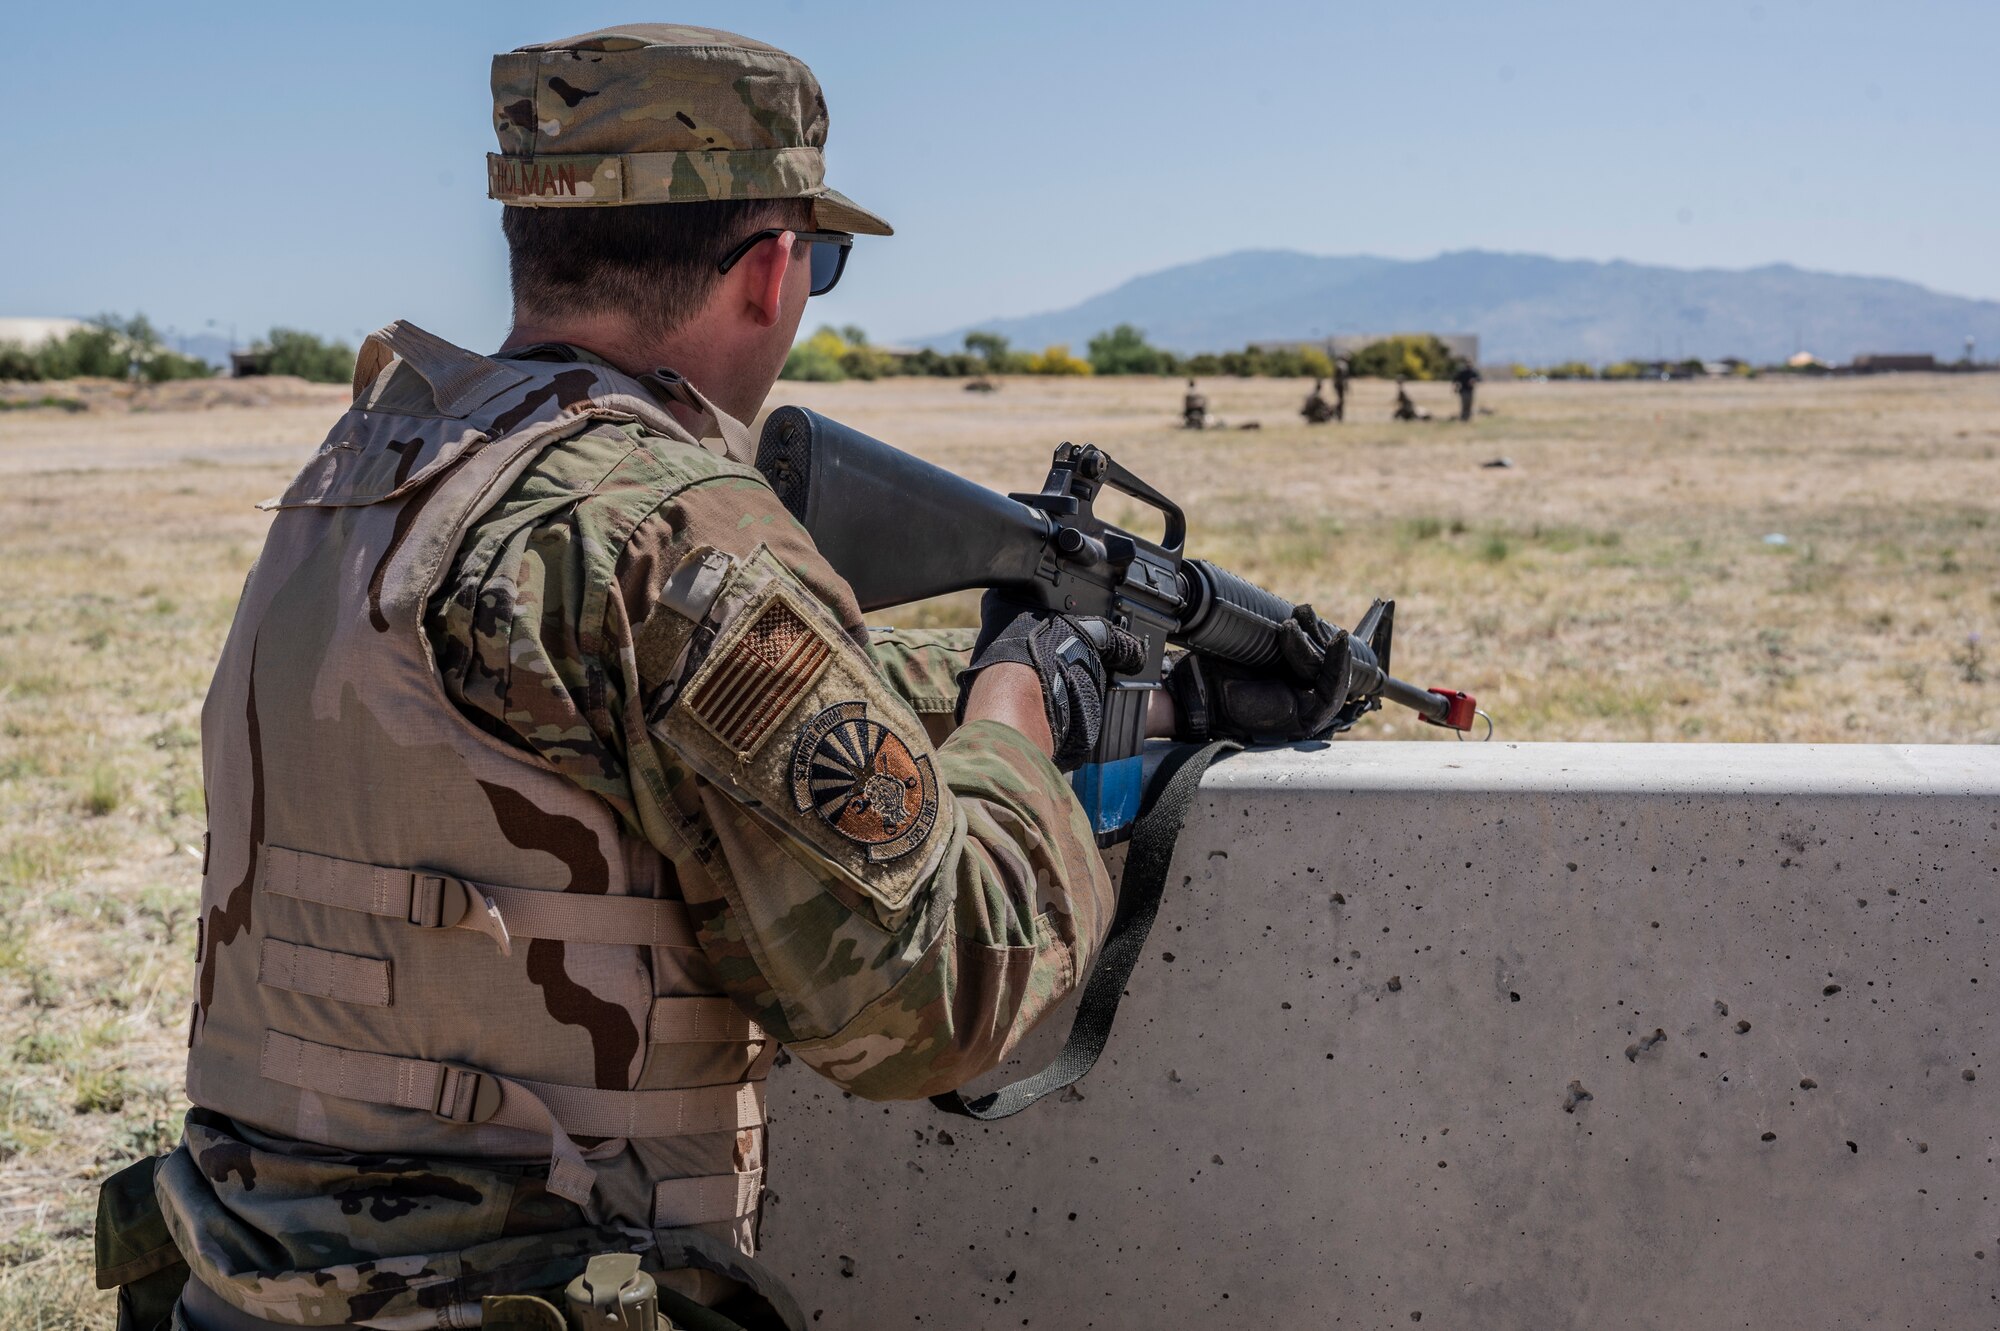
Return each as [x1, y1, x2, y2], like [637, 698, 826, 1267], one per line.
[919, 250, 2000, 365]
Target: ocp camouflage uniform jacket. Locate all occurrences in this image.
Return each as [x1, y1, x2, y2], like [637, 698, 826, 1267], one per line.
[428, 343, 1111, 1093]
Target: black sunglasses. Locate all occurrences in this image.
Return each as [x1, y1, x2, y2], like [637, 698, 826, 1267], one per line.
[717, 228, 853, 296]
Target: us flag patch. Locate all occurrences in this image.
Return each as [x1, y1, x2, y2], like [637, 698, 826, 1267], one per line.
[686, 595, 832, 754]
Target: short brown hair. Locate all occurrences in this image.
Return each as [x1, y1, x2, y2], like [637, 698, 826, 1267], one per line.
[502, 198, 811, 333]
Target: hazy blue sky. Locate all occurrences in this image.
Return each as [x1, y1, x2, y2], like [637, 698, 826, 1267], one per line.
[5, 0, 1994, 351]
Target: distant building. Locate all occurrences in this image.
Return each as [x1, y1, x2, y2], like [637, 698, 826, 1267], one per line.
[1851, 353, 1938, 373]
[230, 350, 271, 378]
[0, 317, 87, 347]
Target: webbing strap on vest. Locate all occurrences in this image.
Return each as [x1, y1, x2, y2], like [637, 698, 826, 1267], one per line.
[260, 1031, 767, 1137]
[259, 1030, 596, 1204]
[651, 1167, 764, 1229]
[260, 846, 699, 951]
[648, 996, 764, 1046]
[257, 939, 392, 1008]
[259, 1030, 767, 1205]
[930, 740, 1237, 1121]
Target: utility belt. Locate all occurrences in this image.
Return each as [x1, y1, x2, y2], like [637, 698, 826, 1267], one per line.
[96, 1156, 791, 1331]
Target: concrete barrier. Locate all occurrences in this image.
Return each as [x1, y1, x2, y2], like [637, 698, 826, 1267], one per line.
[758, 743, 1999, 1329]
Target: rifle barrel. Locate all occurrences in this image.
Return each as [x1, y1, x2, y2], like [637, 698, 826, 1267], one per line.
[1378, 674, 1450, 722]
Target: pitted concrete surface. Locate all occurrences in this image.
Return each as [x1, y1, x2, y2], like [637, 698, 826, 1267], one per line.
[760, 743, 1999, 1329]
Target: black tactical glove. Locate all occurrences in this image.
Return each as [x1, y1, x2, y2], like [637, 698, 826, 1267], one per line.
[959, 593, 1146, 770]
[1166, 604, 1365, 744]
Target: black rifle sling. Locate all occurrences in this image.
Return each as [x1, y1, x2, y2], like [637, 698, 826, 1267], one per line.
[930, 740, 1239, 1121]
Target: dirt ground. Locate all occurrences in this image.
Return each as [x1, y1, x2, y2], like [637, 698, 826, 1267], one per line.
[0, 370, 1995, 1325]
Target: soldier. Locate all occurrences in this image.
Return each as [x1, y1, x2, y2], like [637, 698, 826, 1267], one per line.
[1331, 354, 1350, 422]
[1182, 377, 1208, 429]
[1393, 374, 1429, 421]
[116, 22, 1355, 1331]
[1300, 376, 1335, 424]
[1453, 358, 1481, 421]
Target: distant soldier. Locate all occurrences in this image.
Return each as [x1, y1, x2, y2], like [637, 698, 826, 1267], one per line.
[1392, 374, 1429, 421]
[1300, 377, 1336, 424]
[1453, 360, 1481, 421]
[1331, 354, 1350, 421]
[1182, 377, 1209, 429]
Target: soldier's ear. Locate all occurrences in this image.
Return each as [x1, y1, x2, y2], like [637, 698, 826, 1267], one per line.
[736, 230, 797, 330]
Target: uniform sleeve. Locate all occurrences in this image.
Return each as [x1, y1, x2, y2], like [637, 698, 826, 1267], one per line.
[865, 628, 975, 716]
[866, 628, 974, 747]
[615, 473, 1114, 1102]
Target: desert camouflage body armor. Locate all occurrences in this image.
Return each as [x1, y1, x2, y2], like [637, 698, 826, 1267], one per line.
[180, 324, 774, 1288]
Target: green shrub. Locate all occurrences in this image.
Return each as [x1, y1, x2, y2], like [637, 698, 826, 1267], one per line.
[828, 327, 896, 381]
[0, 343, 43, 381]
[39, 324, 128, 379]
[1517, 360, 1600, 380]
[1086, 324, 1177, 375]
[781, 326, 849, 381]
[899, 347, 985, 376]
[1348, 335, 1456, 381]
[1026, 344, 1093, 376]
[963, 331, 1031, 375]
[255, 328, 356, 384]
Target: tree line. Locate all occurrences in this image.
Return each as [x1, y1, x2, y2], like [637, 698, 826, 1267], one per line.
[782, 325, 1473, 382]
[0, 316, 357, 385]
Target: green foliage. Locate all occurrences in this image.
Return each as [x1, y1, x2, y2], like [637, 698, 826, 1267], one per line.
[1177, 343, 1329, 378]
[825, 325, 894, 380]
[78, 765, 122, 818]
[1537, 361, 1598, 381]
[898, 347, 985, 376]
[781, 326, 851, 381]
[0, 344, 40, 381]
[0, 314, 214, 383]
[1026, 344, 1093, 376]
[0, 395, 85, 413]
[782, 326, 1036, 381]
[1086, 324, 1178, 375]
[776, 325, 896, 381]
[1601, 360, 1647, 380]
[1347, 335, 1456, 381]
[255, 328, 356, 384]
[963, 331, 1031, 374]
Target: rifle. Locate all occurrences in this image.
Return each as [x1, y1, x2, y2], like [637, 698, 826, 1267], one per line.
[756, 407, 1483, 845]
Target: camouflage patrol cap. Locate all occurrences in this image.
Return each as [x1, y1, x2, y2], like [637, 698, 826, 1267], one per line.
[487, 23, 891, 235]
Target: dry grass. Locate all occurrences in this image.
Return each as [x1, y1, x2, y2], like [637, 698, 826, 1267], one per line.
[0, 370, 1994, 1323]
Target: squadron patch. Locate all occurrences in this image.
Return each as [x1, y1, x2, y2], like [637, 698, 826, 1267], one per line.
[790, 702, 939, 862]
[686, 596, 832, 754]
